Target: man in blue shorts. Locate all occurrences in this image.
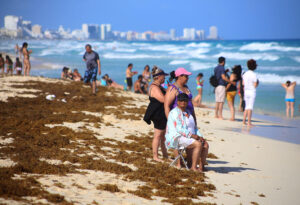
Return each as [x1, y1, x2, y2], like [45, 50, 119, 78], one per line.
[83, 44, 101, 95]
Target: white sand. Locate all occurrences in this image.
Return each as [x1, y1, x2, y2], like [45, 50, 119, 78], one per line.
[0, 76, 299, 204]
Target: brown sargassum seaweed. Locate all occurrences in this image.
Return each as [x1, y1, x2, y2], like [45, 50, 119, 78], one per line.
[0, 80, 216, 204]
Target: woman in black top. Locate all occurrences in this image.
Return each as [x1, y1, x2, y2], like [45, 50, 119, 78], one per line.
[144, 66, 169, 162]
[226, 65, 242, 121]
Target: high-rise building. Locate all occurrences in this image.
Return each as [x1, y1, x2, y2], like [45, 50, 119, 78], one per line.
[208, 26, 218, 39]
[82, 24, 100, 39]
[82, 24, 89, 39]
[183, 28, 196, 40]
[100, 24, 112, 40]
[170, 29, 176, 40]
[196, 30, 205, 40]
[4, 15, 22, 30]
[32, 25, 42, 35]
[22, 21, 32, 30]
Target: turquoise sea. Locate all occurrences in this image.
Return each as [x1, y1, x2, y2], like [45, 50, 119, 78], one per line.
[1, 39, 300, 118]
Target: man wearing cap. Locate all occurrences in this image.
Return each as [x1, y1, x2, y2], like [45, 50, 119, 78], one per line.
[214, 57, 231, 119]
[83, 44, 101, 95]
[165, 93, 208, 172]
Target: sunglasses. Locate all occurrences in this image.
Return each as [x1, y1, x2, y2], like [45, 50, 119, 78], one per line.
[180, 74, 189, 78]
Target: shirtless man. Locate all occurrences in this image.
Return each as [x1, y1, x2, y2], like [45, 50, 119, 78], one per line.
[0, 54, 4, 75]
[134, 75, 146, 94]
[126, 63, 137, 91]
[22, 42, 32, 76]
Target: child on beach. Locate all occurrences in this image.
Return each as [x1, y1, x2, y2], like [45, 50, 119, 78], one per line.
[0, 54, 4, 75]
[126, 63, 137, 91]
[73, 69, 82, 81]
[134, 75, 147, 94]
[281, 81, 296, 118]
[193, 73, 204, 107]
[14, 57, 22, 75]
[5, 56, 13, 75]
[242, 59, 259, 126]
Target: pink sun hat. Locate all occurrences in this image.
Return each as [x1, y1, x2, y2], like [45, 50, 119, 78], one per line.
[175, 67, 192, 77]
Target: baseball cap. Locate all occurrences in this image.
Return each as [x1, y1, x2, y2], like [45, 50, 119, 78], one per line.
[177, 93, 189, 102]
[175, 67, 192, 77]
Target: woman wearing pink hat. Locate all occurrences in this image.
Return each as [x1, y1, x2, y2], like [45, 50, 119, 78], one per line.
[164, 67, 208, 168]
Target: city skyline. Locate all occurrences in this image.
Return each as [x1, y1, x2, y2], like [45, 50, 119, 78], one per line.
[0, 15, 219, 41]
[0, 0, 299, 40]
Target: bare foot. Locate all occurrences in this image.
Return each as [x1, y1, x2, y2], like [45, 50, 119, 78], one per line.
[153, 158, 164, 162]
[218, 117, 224, 120]
[229, 118, 235, 121]
[247, 123, 255, 127]
[176, 164, 182, 169]
[214, 115, 219, 119]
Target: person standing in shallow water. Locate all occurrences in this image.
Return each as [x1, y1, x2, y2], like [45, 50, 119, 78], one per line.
[83, 44, 101, 95]
[143, 66, 169, 162]
[22, 42, 32, 76]
[281, 81, 296, 118]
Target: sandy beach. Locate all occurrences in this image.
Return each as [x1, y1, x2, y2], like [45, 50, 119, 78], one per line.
[0, 76, 300, 205]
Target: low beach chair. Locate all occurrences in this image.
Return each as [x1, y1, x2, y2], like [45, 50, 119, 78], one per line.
[169, 146, 189, 169]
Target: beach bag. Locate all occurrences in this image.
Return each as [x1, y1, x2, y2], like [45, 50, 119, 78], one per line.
[209, 75, 218, 87]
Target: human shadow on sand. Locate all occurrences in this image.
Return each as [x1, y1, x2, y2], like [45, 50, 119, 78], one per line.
[207, 160, 228, 165]
[206, 166, 258, 174]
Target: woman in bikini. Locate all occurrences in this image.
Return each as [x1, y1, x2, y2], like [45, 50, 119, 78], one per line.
[22, 42, 32, 76]
[144, 66, 169, 162]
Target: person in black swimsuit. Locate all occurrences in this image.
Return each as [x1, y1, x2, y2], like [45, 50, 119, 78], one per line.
[144, 66, 169, 162]
[226, 65, 242, 121]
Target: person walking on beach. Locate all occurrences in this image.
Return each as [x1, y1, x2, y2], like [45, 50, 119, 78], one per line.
[214, 57, 231, 120]
[22, 42, 32, 76]
[0, 54, 4, 75]
[193, 73, 204, 107]
[281, 81, 296, 118]
[14, 57, 22, 75]
[126, 63, 137, 91]
[226, 65, 242, 121]
[144, 66, 169, 162]
[242, 59, 259, 126]
[83, 44, 101, 95]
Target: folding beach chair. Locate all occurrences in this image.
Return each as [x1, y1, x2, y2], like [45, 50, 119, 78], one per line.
[169, 146, 189, 169]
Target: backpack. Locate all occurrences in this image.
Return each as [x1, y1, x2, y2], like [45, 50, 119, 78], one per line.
[209, 75, 218, 87]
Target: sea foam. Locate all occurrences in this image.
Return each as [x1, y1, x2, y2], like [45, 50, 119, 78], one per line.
[213, 52, 279, 61]
[257, 73, 300, 84]
[240, 42, 300, 52]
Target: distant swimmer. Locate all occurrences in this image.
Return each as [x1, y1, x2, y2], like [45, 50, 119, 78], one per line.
[22, 42, 32, 76]
[281, 81, 296, 118]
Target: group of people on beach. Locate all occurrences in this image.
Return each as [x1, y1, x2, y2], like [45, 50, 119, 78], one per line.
[0, 42, 32, 76]
[144, 66, 209, 172]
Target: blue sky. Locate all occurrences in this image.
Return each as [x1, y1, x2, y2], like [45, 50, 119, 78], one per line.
[1, 0, 299, 39]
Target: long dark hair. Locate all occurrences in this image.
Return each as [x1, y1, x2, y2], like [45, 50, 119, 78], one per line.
[232, 65, 242, 81]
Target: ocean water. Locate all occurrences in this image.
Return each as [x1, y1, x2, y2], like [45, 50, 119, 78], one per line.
[1, 39, 300, 117]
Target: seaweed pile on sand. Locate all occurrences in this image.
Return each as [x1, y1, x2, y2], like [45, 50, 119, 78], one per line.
[0, 77, 216, 204]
